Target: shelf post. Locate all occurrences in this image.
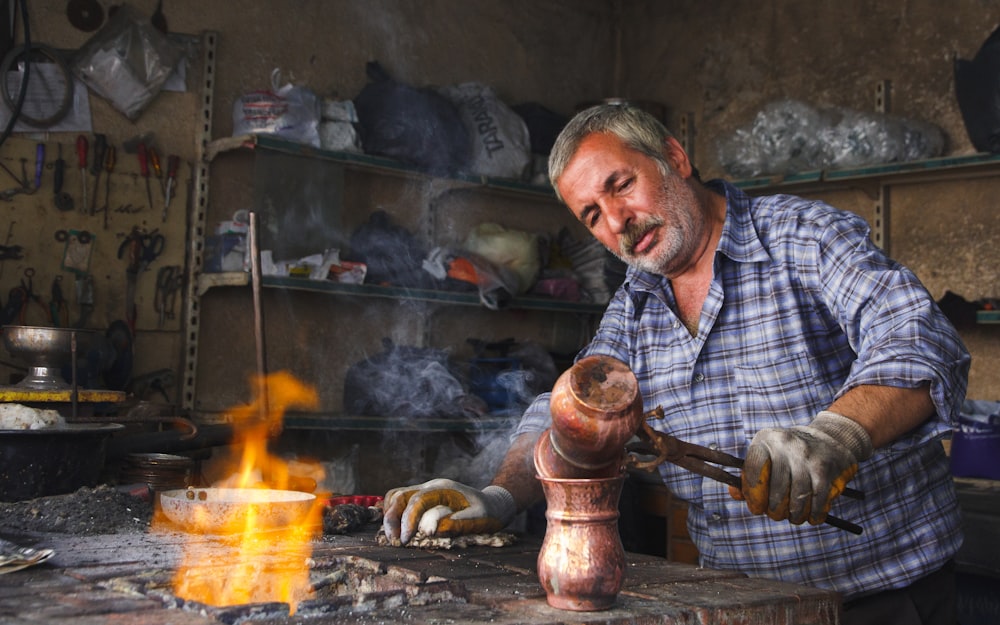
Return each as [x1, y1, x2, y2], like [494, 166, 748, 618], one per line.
[181, 31, 218, 412]
[872, 80, 891, 253]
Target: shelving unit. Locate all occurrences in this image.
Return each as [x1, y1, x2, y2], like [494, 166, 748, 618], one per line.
[733, 150, 1000, 254]
[185, 128, 606, 426]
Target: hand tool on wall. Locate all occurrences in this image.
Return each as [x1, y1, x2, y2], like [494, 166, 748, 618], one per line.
[73, 272, 94, 328]
[33, 143, 44, 189]
[149, 145, 164, 195]
[76, 134, 88, 213]
[164, 154, 179, 221]
[102, 144, 115, 229]
[137, 142, 153, 211]
[6, 267, 49, 326]
[154, 264, 182, 328]
[53, 144, 73, 211]
[49, 275, 69, 327]
[118, 227, 165, 331]
[89, 134, 106, 216]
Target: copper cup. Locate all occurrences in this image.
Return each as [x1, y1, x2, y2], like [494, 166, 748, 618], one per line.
[548, 355, 643, 473]
[536, 474, 626, 611]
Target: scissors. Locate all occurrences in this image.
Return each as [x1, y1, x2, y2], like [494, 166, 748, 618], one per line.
[117, 227, 165, 273]
[626, 407, 864, 535]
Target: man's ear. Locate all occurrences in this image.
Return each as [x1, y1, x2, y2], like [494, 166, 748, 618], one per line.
[663, 136, 694, 179]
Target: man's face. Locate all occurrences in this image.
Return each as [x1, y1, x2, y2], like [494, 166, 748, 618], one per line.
[556, 132, 703, 276]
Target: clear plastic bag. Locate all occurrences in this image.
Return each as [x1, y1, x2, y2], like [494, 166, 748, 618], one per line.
[718, 99, 945, 177]
[233, 69, 321, 147]
[71, 3, 183, 120]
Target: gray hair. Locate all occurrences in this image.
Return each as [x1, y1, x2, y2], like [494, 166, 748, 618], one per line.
[548, 104, 674, 201]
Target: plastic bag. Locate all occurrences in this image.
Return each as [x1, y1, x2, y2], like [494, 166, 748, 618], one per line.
[71, 3, 183, 120]
[718, 99, 945, 177]
[233, 69, 321, 147]
[463, 223, 540, 294]
[346, 210, 435, 289]
[955, 24, 1000, 153]
[353, 61, 470, 175]
[952, 400, 1000, 480]
[439, 82, 532, 179]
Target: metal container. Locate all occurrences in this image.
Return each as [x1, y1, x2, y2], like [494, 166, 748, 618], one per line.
[158, 487, 317, 533]
[1, 325, 106, 389]
[0, 423, 123, 501]
[536, 474, 626, 611]
[547, 355, 643, 473]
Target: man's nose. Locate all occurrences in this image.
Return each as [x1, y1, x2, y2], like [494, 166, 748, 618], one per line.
[602, 199, 633, 234]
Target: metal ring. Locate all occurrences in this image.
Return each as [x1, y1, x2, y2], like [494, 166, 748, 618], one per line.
[0, 43, 74, 128]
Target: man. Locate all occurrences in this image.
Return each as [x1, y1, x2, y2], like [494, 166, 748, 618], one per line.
[383, 104, 969, 624]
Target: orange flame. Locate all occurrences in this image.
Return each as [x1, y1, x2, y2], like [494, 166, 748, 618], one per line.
[158, 371, 324, 614]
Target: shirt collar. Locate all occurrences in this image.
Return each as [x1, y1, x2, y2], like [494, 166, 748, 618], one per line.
[623, 179, 771, 293]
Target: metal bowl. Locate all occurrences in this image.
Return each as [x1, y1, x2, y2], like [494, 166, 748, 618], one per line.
[1, 326, 103, 389]
[158, 487, 317, 534]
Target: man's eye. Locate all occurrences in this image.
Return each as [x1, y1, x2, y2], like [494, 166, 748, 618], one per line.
[617, 178, 634, 193]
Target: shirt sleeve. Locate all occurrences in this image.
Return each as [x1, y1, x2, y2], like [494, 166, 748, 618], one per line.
[792, 204, 971, 431]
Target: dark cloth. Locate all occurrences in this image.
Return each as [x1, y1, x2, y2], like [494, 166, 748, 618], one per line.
[842, 560, 956, 625]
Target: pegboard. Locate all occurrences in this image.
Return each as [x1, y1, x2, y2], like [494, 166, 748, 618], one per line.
[0, 135, 189, 335]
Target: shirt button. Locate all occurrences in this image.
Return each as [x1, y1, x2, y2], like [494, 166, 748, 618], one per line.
[694, 373, 705, 382]
[711, 512, 722, 521]
[708, 443, 719, 451]
[672, 320, 681, 330]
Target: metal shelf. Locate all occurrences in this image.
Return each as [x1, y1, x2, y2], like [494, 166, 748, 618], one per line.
[733, 151, 1000, 195]
[197, 272, 608, 314]
[283, 413, 518, 433]
[205, 134, 558, 200]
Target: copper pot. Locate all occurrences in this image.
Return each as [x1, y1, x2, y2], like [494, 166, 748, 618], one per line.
[547, 355, 643, 474]
[536, 474, 626, 611]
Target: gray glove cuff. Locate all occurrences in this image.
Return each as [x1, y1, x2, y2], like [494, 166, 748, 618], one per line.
[483, 485, 517, 525]
[811, 410, 874, 461]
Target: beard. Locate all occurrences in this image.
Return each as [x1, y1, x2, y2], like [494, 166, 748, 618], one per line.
[613, 172, 702, 276]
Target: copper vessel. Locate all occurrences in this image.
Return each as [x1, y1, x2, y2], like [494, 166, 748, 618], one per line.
[536, 474, 626, 611]
[546, 355, 643, 474]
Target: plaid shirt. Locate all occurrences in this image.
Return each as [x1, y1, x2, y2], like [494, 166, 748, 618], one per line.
[515, 180, 969, 599]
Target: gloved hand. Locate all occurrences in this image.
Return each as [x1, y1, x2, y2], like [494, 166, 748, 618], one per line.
[382, 478, 517, 545]
[738, 411, 872, 526]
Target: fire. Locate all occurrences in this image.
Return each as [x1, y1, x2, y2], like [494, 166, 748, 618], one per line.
[158, 371, 324, 614]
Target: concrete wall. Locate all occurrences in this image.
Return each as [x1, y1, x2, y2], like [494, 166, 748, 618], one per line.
[620, 0, 1000, 400]
[4, 0, 997, 430]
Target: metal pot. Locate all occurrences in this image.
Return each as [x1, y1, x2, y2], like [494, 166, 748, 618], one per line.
[0, 423, 123, 501]
[158, 487, 317, 533]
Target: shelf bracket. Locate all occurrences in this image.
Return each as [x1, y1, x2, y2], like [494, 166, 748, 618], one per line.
[181, 31, 218, 412]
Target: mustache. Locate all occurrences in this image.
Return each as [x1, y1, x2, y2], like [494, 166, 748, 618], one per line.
[620, 218, 663, 255]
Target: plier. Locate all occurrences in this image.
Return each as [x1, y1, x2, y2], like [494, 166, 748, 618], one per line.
[49, 276, 69, 327]
[626, 407, 864, 535]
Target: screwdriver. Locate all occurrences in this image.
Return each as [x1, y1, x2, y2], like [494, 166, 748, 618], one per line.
[76, 135, 88, 214]
[164, 155, 179, 222]
[54, 144, 73, 211]
[89, 134, 107, 216]
[137, 142, 155, 212]
[34, 143, 44, 189]
[103, 145, 115, 230]
[149, 146, 164, 196]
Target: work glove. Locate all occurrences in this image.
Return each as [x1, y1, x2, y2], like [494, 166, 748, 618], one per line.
[738, 411, 872, 526]
[382, 478, 517, 545]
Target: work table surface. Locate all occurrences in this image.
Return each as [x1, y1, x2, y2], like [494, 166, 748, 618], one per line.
[0, 529, 839, 624]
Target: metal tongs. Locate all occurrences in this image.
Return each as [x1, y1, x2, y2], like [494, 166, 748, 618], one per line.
[626, 407, 864, 535]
